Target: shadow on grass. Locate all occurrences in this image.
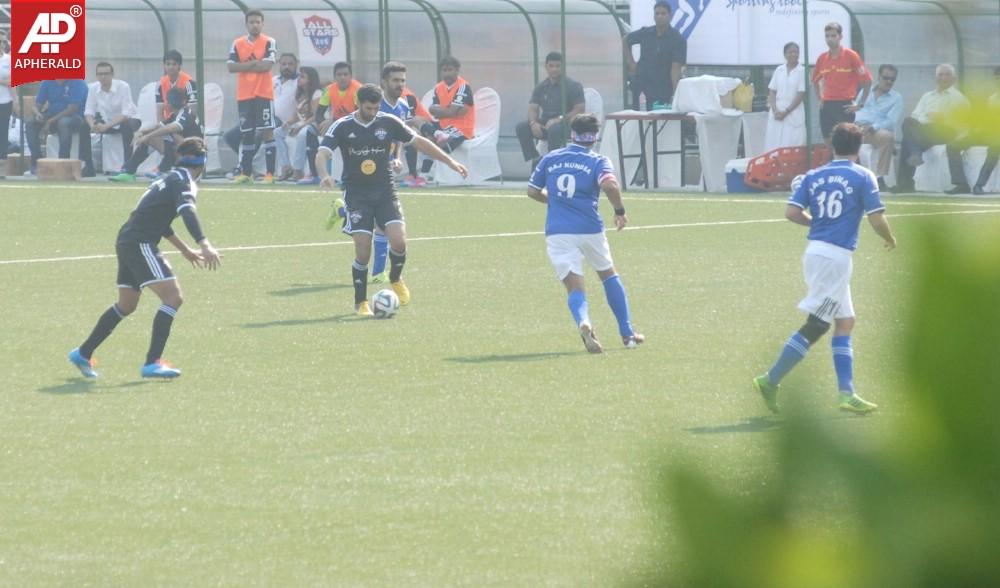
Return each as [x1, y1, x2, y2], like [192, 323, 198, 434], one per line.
[240, 314, 355, 329]
[685, 417, 784, 435]
[268, 283, 351, 297]
[445, 351, 578, 364]
[37, 379, 96, 395]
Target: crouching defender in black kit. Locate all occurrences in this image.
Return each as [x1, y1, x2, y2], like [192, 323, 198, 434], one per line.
[68, 137, 221, 379]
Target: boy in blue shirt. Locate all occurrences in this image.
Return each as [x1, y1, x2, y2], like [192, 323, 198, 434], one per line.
[754, 122, 897, 414]
[527, 114, 644, 353]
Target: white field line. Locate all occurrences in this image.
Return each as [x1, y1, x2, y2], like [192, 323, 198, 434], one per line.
[3, 208, 999, 267]
[2, 182, 1000, 208]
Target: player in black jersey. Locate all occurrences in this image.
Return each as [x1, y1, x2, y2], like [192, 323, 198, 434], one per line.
[315, 83, 468, 316]
[69, 137, 221, 379]
[110, 88, 203, 183]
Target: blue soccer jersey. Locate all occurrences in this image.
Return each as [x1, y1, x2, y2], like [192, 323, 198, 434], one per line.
[789, 159, 885, 251]
[529, 144, 617, 235]
[380, 96, 408, 119]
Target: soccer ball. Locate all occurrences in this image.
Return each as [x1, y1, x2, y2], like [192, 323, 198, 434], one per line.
[790, 173, 806, 193]
[371, 289, 400, 319]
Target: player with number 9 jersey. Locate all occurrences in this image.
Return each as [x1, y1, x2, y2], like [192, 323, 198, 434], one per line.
[529, 143, 616, 236]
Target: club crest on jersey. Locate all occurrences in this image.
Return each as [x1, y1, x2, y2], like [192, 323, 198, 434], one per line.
[349, 210, 363, 224]
[301, 14, 339, 56]
[360, 159, 376, 175]
[374, 127, 388, 141]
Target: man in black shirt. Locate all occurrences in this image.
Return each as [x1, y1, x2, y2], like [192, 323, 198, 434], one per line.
[515, 52, 586, 170]
[110, 88, 203, 182]
[623, 0, 687, 110]
[315, 84, 467, 316]
[69, 137, 221, 379]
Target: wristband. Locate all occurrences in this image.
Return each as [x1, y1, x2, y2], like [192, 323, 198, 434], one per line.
[614, 207, 626, 216]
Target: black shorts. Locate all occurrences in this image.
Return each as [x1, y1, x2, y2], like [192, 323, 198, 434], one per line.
[820, 100, 856, 138]
[342, 185, 404, 235]
[237, 97, 276, 133]
[116, 242, 175, 290]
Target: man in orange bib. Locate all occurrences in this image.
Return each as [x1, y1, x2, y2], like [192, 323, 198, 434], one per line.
[419, 56, 475, 167]
[316, 61, 362, 136]
[227, 9, 278, 184]
[156, 50, 198, 126]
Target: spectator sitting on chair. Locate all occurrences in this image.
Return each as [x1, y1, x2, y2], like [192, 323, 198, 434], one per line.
[85, 61, 142, 164]
[854, 64, 904, 191]
[516, 51, 586, 170]
[419, 55, 475, 174]
[944, 66, 1000, 195]
[271, 52, 299, 181]
[315, 61, 361, 136]
[622, 0, 686, 111]
[25, 78, 95, 176]
[893, 63, 970, 193]
[285, 66, 323, 184]
[110, 88, 202, 182]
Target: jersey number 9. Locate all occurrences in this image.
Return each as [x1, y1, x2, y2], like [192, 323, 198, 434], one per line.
[555, 173, 577, 199]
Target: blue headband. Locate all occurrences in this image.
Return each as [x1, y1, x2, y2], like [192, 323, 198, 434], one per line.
[571, 131, 599, 144]
[177, 154, 207, 167]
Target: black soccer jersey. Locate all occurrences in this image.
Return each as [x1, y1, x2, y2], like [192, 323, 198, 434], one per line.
[319, 112, 416, 186]
[167, 108, 203, 139]
[117, 168, 199, 245]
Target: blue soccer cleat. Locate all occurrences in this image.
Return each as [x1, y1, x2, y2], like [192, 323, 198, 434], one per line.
[68, 348, 98, 378]
[141, 360, 181, 379]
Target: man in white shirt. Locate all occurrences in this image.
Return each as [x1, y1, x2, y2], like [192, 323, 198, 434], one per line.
[85, 62, 142, 160]
[0, 28, 17, 162]
[271, 52, 298, 180]
[893, 63, 970, 193]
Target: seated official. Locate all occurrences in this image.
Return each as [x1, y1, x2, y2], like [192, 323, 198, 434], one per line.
[854, 64, 903, 191]
[893, 63, 969, 193]
[944, 66, 1000, 195]
[85, 61, 142, 163]
[515, 51, 585, 170]
[25, 78, 95, 176]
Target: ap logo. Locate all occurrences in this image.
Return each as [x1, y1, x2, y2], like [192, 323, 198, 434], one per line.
[11, 0, 86, 86]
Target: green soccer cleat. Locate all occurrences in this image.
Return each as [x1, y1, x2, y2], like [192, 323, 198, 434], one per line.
[753, 374, 780, 414]
[838, 394, 878, 415]
[232, 174, 254, 184]
[108, 172, 136, 182]
[326, 198, 346, 230]
[370, 271, 389, 284]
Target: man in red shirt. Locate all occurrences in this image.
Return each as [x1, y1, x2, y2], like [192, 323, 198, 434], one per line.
[227, 9, 278, 184]
[811, 22, 871, 143]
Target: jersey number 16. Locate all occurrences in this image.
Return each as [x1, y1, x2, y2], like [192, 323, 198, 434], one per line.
[815, 190, 843, 219]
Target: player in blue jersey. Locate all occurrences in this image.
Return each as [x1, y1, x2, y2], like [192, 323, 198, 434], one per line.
[68, 138, 221, 379]
[527, 114, 644, 353]
[753, 123, 897, 414]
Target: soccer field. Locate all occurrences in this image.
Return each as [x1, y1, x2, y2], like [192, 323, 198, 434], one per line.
[3, 182, 1000, 585]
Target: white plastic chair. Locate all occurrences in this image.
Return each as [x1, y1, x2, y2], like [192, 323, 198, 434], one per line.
[914, 145, 951, 192]
[433, 87, 502, 185]
[584, 87, 604, 124]
[202, 82, 224, 172]
[134, 81, 162, 174]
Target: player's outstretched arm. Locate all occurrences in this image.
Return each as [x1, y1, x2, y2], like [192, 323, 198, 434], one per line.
[867, 211, 897, 250]
[411, 136, 468, 178]
[178, 207, 221, 269]
[315, 148, 336, 189]
[785, 204, 812, 227]
[601, 178, 628, 230]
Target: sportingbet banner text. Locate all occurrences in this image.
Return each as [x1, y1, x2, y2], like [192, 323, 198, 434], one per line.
[11, 0, 86, 86]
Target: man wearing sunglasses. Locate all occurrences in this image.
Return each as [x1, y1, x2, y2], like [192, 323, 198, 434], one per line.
[855, 65, 903, 191]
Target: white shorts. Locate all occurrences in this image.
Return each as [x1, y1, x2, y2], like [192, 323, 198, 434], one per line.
[546, 233, 614, 280]
[798, 240, 854, 322]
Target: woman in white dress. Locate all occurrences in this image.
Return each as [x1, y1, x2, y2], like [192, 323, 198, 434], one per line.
[765, 42, 806, 151]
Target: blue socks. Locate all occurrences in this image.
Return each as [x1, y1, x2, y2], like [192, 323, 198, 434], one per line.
[602, 274, 634, 337]
[567, 289, 590, 327]
[767, 332, 810, 386]
[832, 335, 854, 394]
[372, 233, 389, 276]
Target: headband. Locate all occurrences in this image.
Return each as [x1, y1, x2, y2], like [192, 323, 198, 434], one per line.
[571, 131, 599, 144]
[177, 154, 207, 167]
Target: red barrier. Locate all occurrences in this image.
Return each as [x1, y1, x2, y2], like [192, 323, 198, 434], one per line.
[745, 145, 832, 191]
